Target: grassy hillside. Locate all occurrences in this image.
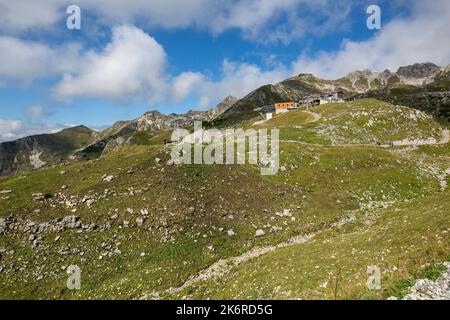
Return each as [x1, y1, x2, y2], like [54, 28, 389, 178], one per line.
[0, 126, 95, 176]
[0, 99, 449, 299]
[254, 99, 443, 145]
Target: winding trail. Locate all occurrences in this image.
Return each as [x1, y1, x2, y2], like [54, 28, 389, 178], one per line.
[143, 214, 355, 299]
[252, 110, 322, 127]
[303, 110, 321, 123]
[281, 129, 450, 148]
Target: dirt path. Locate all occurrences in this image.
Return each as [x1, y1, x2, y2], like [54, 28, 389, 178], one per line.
[252, 110, 322, 127]
[143, 214, 355, 299]
[281, 129, 450, 148]
[303, 110, 321, 123]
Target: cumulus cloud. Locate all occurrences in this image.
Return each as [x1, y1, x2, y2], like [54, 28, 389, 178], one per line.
[209, 0, 353, 44]
[292, 0, 450, 78]
[0, 36, 81, 83]
[53, 25, 167, 101]
[51, 25, 289, 105]
[0, 0, 353, 44]
[171, 72, 206, 102]
[1, 0, 449, 114]
[0, 36, 80, 82]
[0, 119, 67, 142]
[0, 0, 61, 32]
[169, 60, 291, 108]
[192, 60, 291, 108]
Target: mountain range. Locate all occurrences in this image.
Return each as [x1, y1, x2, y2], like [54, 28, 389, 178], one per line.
[1, 64, 450, 300]
[0, 62, 449, 176]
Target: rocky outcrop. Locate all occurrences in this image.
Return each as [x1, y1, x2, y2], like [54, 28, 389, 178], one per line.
[351, 88, 450, 120]
[204, 96, 238, 121]
[397, 63, 442, 79]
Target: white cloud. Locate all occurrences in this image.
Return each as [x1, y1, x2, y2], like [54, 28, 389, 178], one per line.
[51, 25, 289, 105]
[0, 35, 81, 83]
[53, 25, 167, 101]
[1, 0, 449, 115]
[0, 0, 353, 44]
[171, 72, 206, 102]
[209, 0, 353, 44]
[193, 60, 290, 107]
[0, 0, 61, 32]
[292, 0, 450, 78]
[0, 119, 67, 142]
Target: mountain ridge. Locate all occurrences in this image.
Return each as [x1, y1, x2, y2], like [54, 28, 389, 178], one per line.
[1, 62, 449, 176]
[0, 96, 238, 175]
[216, 62, 449, 124]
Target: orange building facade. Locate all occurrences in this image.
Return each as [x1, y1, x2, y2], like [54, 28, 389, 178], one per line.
[275, 102, 296, 114]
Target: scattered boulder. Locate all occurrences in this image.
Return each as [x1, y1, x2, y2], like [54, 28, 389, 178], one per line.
[271, 226, 283, 233]
[60, 215, 81, 229]
[136, 217, 144, 227]
[32, 193, 44, 201]
[102, 175, 115, 182]
[255, 229, 266, 237]
[227, 229, 235, 236]
[187, 206, 195, 215]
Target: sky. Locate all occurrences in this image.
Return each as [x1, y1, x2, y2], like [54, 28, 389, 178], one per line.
[0, 0, 449, 142]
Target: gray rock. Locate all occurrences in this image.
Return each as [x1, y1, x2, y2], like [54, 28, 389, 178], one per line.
[32, 193, 44, 201]
[402, 262, 450, 300]
[61, 215, 81, 229]
[103, 175, 115, 182]
[255, 229, 266, 237]
[136, 217, 144, 227]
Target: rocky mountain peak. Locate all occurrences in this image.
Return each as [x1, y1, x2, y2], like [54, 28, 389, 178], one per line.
[396, 62, 441, 79]
[204, 95, 238, 121]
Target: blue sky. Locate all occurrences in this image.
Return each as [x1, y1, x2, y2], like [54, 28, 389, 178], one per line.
[0, 0, 449, 141]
